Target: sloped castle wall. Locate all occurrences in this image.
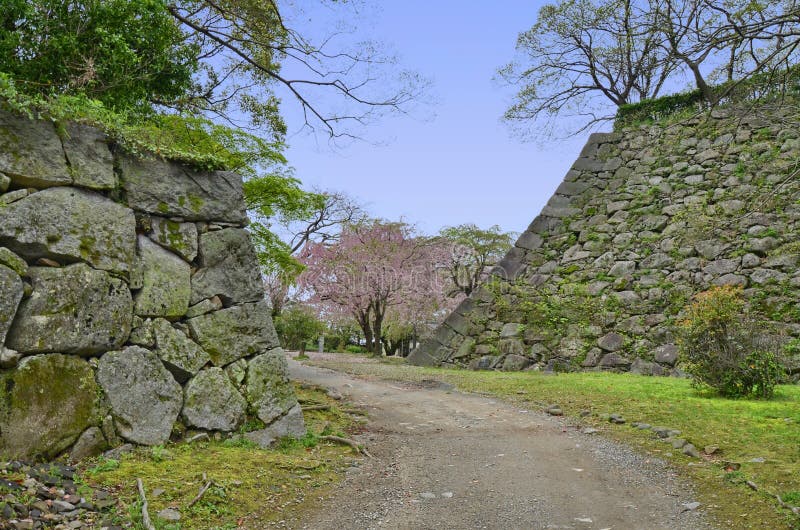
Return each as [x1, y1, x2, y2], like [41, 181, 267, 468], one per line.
[0, 111, 303, 461]
[410, 106, 800, 377]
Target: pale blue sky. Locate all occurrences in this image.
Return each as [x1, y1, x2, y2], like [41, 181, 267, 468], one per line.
[282, 1, 597, 236]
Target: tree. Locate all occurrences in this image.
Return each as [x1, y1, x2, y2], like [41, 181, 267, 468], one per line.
[654, 0, 800, 105]
[274, 303, 325, 354]
[254, 190, 366, 317]
[498, 0, 677, 137]
[166, 1, 424, 139]
[438, 224, 515, 297]
[298, 220, 450, 356]
[501, 0, 800, 138]
[0, 0, 197, 113]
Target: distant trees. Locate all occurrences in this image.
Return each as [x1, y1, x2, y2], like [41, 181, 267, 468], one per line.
[438, 224, 515, 297]
[500, 0, 800, 137]
[298, 220, 455, 356]
[274, 304, 325, 354]
[256, 190, 367, 317]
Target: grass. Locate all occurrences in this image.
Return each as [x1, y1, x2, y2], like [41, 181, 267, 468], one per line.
[78, 383, 366, 529]
[305, 355, 800, 529]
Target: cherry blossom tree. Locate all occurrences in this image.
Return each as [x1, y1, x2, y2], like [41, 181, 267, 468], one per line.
[298, 220, 456, 355]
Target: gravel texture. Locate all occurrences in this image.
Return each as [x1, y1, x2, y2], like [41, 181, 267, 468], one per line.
[283, 354, 714, 530]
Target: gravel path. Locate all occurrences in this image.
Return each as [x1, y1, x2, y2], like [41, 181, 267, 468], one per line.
[286, 356, 713, 530]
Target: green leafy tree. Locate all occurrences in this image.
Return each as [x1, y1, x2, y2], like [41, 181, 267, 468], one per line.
[0, 0, 197, 113]
[438, 224, 515, 297]
[274, 304, 325, 353]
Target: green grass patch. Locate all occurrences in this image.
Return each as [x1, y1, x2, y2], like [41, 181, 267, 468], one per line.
[305, 356, 800, 529]
[78, 383, 366, 529]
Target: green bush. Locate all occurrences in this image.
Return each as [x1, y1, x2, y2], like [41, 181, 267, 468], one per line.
[344, 344, 367, 354]
[274, 305, 324, 353]
[678, 285, 785, 398]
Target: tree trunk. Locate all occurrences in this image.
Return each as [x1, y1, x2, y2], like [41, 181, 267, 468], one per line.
[355, 309, 372, 356]
[371, 306, 384, 357]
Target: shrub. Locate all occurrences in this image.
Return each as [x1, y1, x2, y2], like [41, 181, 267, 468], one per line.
[344, 344, 367, 354]
[274, 305, 324, 353]
[677, 285, 785, 398]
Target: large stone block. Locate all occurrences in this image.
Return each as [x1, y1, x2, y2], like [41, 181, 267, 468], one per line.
[118, 155, 247, 223]
[501, 354, 532, 371]
[145, 217, 198, 262]
[187, 301, 279, 366]
[61, 123, 116, 190]
[0, 187, 136, 277]
[244, 404, 305, 447]
[0, 111, 71, 188]
[190, 228, 263, 305]
[246, 349, 301, 425]
[406, 339, 443, 366]
[0, 354, 100, 460]
[6, 264, 132, 356]
[96, 346, 183, 445]
[0, 265, 23, 346]
[182, 368, 247, 431]
[152, 318, 210, 383]
[134, 236, 191, 318]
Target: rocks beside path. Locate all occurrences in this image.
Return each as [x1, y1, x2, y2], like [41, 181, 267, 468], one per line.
[0, 461, 120, 530]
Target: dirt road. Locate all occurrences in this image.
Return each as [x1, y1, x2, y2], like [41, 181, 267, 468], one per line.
[287, 356, 711, 530]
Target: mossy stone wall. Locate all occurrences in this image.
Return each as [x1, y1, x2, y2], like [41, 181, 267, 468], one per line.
[409, 105, 800, 379]
[0, 110, 303, 461]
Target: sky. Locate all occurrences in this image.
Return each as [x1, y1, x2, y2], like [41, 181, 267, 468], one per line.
[281, 1, 598, 236]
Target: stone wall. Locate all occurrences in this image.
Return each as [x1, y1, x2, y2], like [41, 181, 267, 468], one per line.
[0, 111, 304, 461]
[409, 105, 800, 377]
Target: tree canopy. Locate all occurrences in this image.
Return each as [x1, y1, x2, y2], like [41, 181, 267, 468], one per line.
[0, 0, 197, 114]
[298, 220, 455, 356]
[1, 0, 422, 140]
[500, 0, 800, 138]
[438, 224, 515, 297]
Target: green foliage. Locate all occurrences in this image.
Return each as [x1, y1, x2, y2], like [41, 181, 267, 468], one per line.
[0, 0, 197, 114]
[438, 224, 515, 297]
[782, 491, 800, 506]
[494, 280, 603, 341]
[87, 457, 120, 474]
[678, 285, 786, 399]
[615, 89, 707, 129]
[275, 431, 319, 451]
[245, 176, 325, 280]
[274, 305, 325, 352]
[616, 64, 800, 129]
[345, 344, 368, 354]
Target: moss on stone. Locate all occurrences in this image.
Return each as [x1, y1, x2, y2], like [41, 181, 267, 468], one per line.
[0, 354, 101, 461]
